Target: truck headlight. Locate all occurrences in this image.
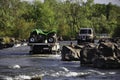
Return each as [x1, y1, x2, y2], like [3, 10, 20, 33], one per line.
[87, 35, 92, 39]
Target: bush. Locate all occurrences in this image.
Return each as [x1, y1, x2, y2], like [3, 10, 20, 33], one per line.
[3, 37, 11, 44]
[112, 25, 120, 37]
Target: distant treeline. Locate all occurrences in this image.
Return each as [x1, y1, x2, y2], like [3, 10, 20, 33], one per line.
[0, 0, 120, 40]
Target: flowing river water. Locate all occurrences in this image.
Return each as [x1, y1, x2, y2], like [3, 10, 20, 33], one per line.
[0, 41, 120, 80]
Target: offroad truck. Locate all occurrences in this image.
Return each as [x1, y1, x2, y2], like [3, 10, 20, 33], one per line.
[28, 29, 60, 54]
[77, 28, 95, 44]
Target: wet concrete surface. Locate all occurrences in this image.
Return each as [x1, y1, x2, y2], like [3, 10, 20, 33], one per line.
[0, 41, 120, 80]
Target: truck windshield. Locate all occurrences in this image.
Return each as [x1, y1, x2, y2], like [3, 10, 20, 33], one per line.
[80, 29, 91, 34]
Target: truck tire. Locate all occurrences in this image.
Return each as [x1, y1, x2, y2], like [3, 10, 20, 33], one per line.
[47, 37, 56, 43]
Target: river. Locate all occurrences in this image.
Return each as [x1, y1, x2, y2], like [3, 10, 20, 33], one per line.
[0, 41, 120, 80]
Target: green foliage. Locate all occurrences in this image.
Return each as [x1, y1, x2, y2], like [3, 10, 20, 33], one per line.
[0, 0, 120, 40]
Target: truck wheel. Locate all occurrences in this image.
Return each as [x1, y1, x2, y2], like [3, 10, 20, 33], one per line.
[47, 37, 55, 43]
[29, 37, 37, 43]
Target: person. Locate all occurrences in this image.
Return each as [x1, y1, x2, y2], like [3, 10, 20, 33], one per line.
[69, 42, 74, 48]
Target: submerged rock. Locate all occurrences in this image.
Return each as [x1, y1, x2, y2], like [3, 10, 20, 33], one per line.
[31, 75, 42, 80]
[9, 64, 21, 69]
[14, 75, 31, 80]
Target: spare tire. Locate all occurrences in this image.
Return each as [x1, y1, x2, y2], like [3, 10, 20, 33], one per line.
[29, 37, 37, 43]
[47, 37, 56, 43]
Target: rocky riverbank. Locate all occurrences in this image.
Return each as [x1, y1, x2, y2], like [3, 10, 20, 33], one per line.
[61, 38, 120, 69]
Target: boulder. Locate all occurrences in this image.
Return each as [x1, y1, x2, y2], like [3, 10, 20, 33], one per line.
[93, 42, 120, 68]
[93, 56, 106, 68]
[93, 56, 120, 69]
[97, 42, 116, 57]
[114, 44, 120, 59]
[61, 45, 82, 61]
[80, 43, 97, 65]
[80, 42, 120, 69]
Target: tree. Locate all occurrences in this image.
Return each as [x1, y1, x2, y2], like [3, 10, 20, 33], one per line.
[0, 0, 120, 40]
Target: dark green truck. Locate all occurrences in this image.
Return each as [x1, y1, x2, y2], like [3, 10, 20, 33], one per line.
[28, 29, 60, 54]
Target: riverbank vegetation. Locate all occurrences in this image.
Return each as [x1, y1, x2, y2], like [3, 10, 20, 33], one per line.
[0, 0, 120, 40]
